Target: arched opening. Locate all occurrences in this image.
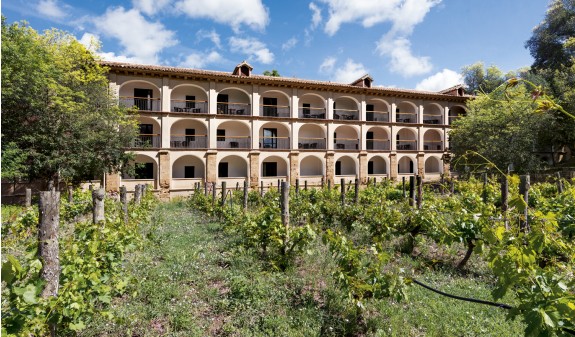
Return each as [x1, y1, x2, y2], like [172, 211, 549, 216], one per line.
[300, 156, 324, 176]
[333, 97, 359, 120]
[423, 129, 443, 151]
[217, 88, 251, 116]
[133, 117, 161, 148]
[261, 155, 288, 177]
[217, 121, 251, 149]
[119, 81, 161, 111]
[449, 106, 467, 125]
[398, 156, 414, 174]
[366, 127, 390, 150]
[218, 155, 248, 178]
[171, 85, 208, 113]
[335, 156, 356, 176]
[170, 120, 208, 149]
[425, 157, 441, 173]
[298, 124, 326, 149]
[172, 155, 205, 178]
[396, 101, 417, 124]
[299, 93, 326, 119]
[259, 122, 290, 150]
[396, 128, 417, 151]
[123, 154, 157, 180]
[423, 104, 443, 125]
[260, 90, 290, 118]
[368, 156, 387, 175]
[334, 125, 359, 150]
[366, 99, 390, 122]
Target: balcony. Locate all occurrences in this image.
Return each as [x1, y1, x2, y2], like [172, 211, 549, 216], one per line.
[396, 113, 417, 123]
[170, 135, 207, 149]
[171, 99, 207, 114]
[299, 107, 326, 119]
[261, 105, 290, 118]
[423, 141, 443, 151]
[260, 137, 290, 149]
[396, 140, 417, 151]
[217, 103, 251, 116]
[217, 136, 251, 149]
[131, 134, 161, 148]
[298, 137, 326, 150]
[334, 109, 359, 121]
[366, 111, 389, 122]
[366, 139, 390, 150]
[119, 97, 161, 112]
[334, 138, 359, 150]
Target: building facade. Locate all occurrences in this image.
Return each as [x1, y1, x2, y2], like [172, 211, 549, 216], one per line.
[103, 61, 469, 197]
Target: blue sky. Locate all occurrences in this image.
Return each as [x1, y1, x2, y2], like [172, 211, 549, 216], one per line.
[2, 0, 549, 91]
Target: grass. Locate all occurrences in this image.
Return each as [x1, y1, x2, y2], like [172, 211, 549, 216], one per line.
[81, 199, 526, 336]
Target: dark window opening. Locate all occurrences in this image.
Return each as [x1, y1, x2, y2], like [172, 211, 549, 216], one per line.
[134, 88, 153, 110]
[366, 104, 375, 121]
[135, 162, 154, 179]
[367, 131, 374, 150]
[263, 162, 278, 177]
[335, 161, 341, 175]
[185, 95, 195, 109]
[217, 94, 229, 114]
[185, 128, 195, 142]
[409, 160, 414, 173]
[368, 161, 374, 174]
[217, 129, 225, 142]
[263, 97, 278, 116]
[303, 103, 311, 117]
[218, 162, 228, 177]
[184, 166, 195, 178]
[139, 124, 153, 135]
[263, 128, 277, 148]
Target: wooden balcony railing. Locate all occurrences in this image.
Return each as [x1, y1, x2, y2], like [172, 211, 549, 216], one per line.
[423, 141, 443, 151]
[170, 135, 207, 149]
[259, 136, 290, 149]
[119, 97, 161, 111]
[334, 138, 359, 150]
[334, 109, 359, 121]
[298, 137, 326, 149]
[423, 113, 442, 124]
[366, 110, 389, 122]
[396, 140, 417, 150]
[131, 134, 161, 148]
[217, 102, 251, 115]
[396, 112, 417, 123]
[260, 105, 290, 118]
[299, 107, 326, 119]
[217, 136, 251, 149]
[366, 139, 390, 150]
[171, 100, 207, 113]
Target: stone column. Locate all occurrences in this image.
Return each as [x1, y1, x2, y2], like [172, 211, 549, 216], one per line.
[208, 82, 217, 115]
[289, 152, 299, 186]
[158, 150, 170, 200]
[390, 153, 398, 180]
[161, 116, 171, 149]
[291, 88, 299, 119]
[442, 153, 452, 178]
[327, 96, 334, 120]
[162, 76, 171, 112]
[417, 153, 425, 178]
[390, 102, 397, 123]
[325, 152, 335, 185]
[249, 152, 260, 188]
[252, 84, 260, 117]
[206, 151, 217, 183]
[105, 172, 121, 193]
[359, 151, 368, 184]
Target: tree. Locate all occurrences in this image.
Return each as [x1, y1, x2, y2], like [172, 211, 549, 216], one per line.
[263, 69, 281, 77]
[461, 62, 509, 94]
[1, 19, 138, 186]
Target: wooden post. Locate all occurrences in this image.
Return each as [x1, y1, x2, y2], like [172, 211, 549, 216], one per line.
[340, 178, 346, 206]
[236, 182, 240, 191]
[243, 180, 248, 210]
[556, 172, 564, 194]
[212, 182, 217, 205]
[134, 184, 142, 205]
[409, 176, 415, 207]
[221, 182, 227, 207]
[204, 181, 208, 196]
[482, 173, 488, 203]
[25, 188, 32, 207]
[519, 175, 530, 232]
[295, 179, 300, 195]
[260, 181, 264, 197]
[67, 185, 73, 203]
[354, 178, 359, 204]
[277, 179, 280, 191]
[501, 175, 509, 230]
[92, 188, 105, 224]
[402, 177, 406, 198]
[281, 181, 290, 255]
[416, 175, 423, 209]
[38, 190, 60, 299]
[321, 177, 325, 189]
[120, 186, 128, 224]
[328, 179, 331, 190]
[450, 179, 455, 195]
[304, 180, 308, 191]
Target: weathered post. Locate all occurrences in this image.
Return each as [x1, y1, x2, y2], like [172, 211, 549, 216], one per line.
[295, 179, 300, 195]
[321, 177, 325, 189]
[304, 180, 308, 191]
[556, 172, 564, 194]
[38, 190, 60, 299]
[328, 179, 331, 191]
[92, 188, 105, 224]
[416, 175, 423, 209]
[120, 186, 128, 224]
[402, 177, 406, 198]
[519, 175, 530, 232]
[354, 178, 359, 204]
[277, 179, 281, 191]
[67, 185, 73, 203]
[482, 173, 488, 203]
[260, 181, 264, 197]
[236, 182, 240, 191]
[212, 182, 217, 205]
[409, 176, 415, 207]
[243, 180, 249, 210]
[204, 181, 208, 196]
[500, 175, 509, 230]
[340, 178, 346, 206]
[134, 184, 142, 205]
[221, 182, 227, 207]
[450, 179, 455, 195]
[281, 181, 290, 256]
[25, 188, 32, 207]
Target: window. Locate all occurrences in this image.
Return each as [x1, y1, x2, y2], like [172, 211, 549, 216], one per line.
[368, 161, 374, 174]
[263, 162, 277, 177]
[334, 132, 337, 143]
[217, 129, 225, 142]
[366, 131, 374, 150]
[185, 129, 195, 142]
[303, 103, 311, 117]
[139, 124, 153, 135]
[217, 94, 229, 114]
[263, 97, 278, 116]
[263, 128, 277, 148]
[335, 161, 341, 175]
[138, 124, 154, 147]
[134, 88, 153, 110]
[366, 104, 375, 121]
[135, 162, 153, 179]
[184, 166, 195, 178]
[218, 162, 228, 177]
[185, 95, 195, 109]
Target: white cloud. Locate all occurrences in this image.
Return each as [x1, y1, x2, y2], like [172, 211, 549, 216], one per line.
[333, 59, 368, 83]
[281, 37, 298, 51]
[78, 32, 144, 63]
[377, 36, 432, 77]
[196, 29, 221, 49]
[309, 2, 322, 29]
[318, 0, 440, 36]
[132, 0, 172, 16]
[228, 37, 274, 64]
[175, 0, 269, 32]
[93, 7, 178, 64]
[179, 51, 223, 68]
[319, 57, 336, 74]
[415, 68, 463, 91]
[37, 0, 67, 19]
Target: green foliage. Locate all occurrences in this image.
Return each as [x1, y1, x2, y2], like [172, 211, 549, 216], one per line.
[263, 69, 281, 77]
[462, 62, 510, 94]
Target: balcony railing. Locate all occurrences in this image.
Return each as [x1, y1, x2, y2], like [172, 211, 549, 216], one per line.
[217, 136, 251, 149]
[217, 102, 251, 115]
[334, 138, 359, 150]
[170, 135, 207, 149]
[171, 100, 207, 114]
[119, 97, 161, 112]
[366, 111, 389, 122]
[396, 113, 417, 123]
[366, 139, 390, 150]
[299, 107, 326, 119]
[259, 136, 290, 149]
[334, 109, 359, 121]
[131, 134, 161, 148]
[396, 140, 417, 150]
[261, 105, 290, 118]
[423, 141, 443, 151]
[298, 137, 326, 150]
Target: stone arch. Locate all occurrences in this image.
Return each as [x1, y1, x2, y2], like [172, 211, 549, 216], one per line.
[172, 155, 205, 178]
[368, 155, 387, 175]
[261, 155, 289, 177]
[335, 155, 357, 176]
[398, 155, 415, 174]
[425, 156, 441, 173]
[218, 155, 248, 178]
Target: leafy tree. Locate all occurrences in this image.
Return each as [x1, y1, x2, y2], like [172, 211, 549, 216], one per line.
[1, 19, 138, 185]
[263, 69, 281, 77]
[461, 62, 510, 94]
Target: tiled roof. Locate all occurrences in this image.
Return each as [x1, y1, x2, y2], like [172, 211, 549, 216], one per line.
[101, 61, 469, 101]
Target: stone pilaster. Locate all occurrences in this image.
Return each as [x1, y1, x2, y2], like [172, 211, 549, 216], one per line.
[389, 153, 398, 180]
[206, 151, 217, 183]
[158, 150, 170, 200]
[417, 153, 425, 178]
[325, 152, 335, 185]
[289, 152, 299, 186]
[358, 151, 368, 184]
[249, 152, 260, 187]
[105, 172, 121, 193]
